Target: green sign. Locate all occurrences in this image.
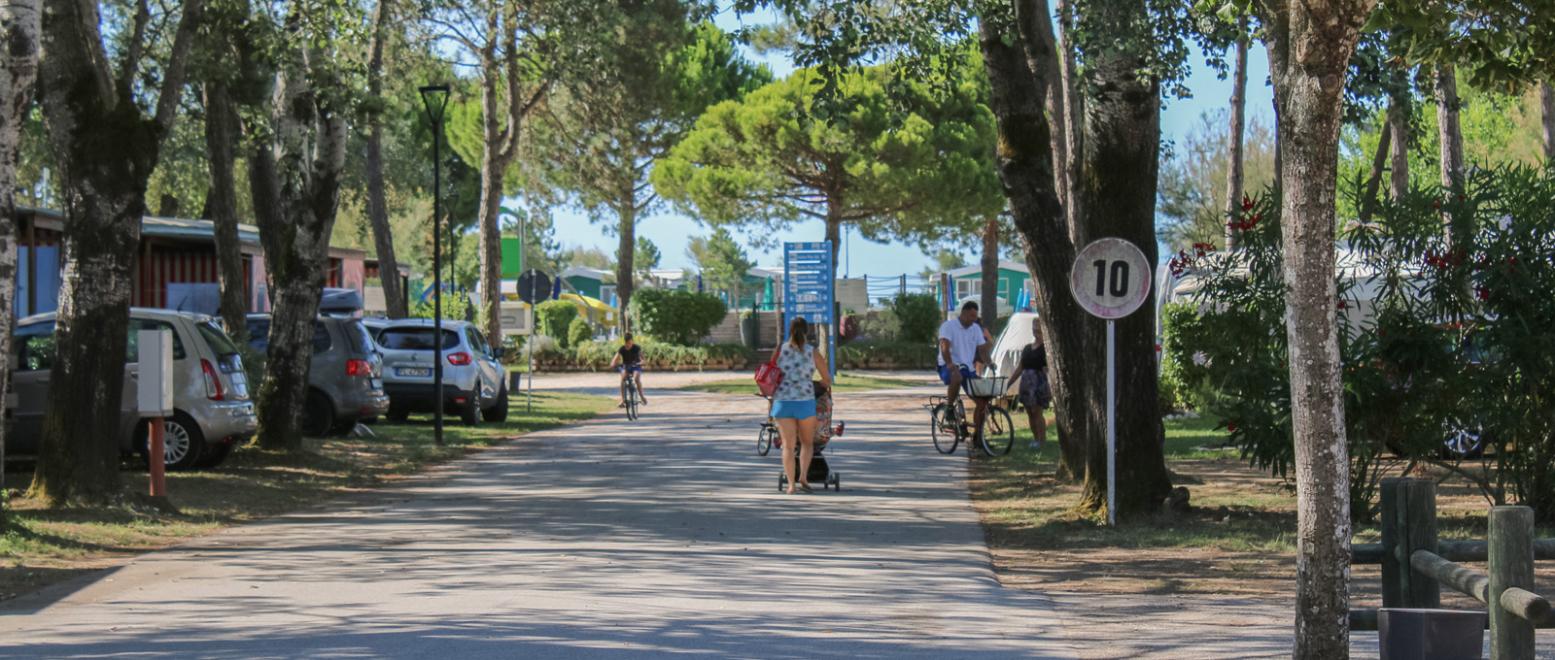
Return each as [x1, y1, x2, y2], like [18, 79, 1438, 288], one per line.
[501, 237, 523, 278]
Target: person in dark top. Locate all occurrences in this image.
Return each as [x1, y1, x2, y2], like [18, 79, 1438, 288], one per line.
[1017, 318, 1051, 449]
[609, 333, 646, 408]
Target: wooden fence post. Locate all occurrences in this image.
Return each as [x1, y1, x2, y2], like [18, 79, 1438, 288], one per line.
[1381, 478, 1404, 607]
[1404, 479, 1442, 608]
[1489, 505, 1535, 660]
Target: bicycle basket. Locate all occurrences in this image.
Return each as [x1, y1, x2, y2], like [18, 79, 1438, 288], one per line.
[965, 376, 1007, 399]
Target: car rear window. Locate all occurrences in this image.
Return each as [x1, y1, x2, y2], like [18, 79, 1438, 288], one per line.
[343, 320, 374, 354]
[379, 327, 459, 350]
[312, 322, 331, 354]
[15, 322, 55, 371]
[197, 321, 241, 357]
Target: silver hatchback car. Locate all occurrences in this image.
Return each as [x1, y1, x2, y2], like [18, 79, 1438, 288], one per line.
[376, 319, 508, 425]
[8, 308, 257, 470]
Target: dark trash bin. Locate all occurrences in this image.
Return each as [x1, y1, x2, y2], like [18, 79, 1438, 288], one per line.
[1379, 608, 1486, 660]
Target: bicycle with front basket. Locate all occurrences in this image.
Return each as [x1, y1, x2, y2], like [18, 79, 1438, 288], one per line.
[927, 367, 1015, 457]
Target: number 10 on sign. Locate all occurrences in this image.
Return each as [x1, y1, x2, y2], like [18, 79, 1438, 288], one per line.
[1069, 238, 1152, 526]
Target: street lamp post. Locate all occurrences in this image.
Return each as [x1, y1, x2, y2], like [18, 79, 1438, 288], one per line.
[420, 84, 450, 446]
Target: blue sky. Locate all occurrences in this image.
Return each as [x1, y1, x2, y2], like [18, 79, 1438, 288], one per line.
[540, 10, 1276, 277]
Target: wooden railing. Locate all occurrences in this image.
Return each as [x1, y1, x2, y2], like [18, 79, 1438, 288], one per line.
[1350, 478, 1553, 658]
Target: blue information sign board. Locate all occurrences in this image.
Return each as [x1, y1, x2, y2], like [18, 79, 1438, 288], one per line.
[783, 241, 835, 375]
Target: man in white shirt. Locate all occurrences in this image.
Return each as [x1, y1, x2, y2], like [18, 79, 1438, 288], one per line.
[938, 301, 989, 416]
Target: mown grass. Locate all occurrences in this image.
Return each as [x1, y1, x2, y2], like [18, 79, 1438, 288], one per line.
[972, 413, 1302, 555]
[0, 390, 611, 600]
[680, 373, 921, 395]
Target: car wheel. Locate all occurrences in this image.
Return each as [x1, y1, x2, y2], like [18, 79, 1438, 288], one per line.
[301, 390, 335, 437]
[1441, 425, 1487, 460]
[459, 389, 480, 426]
[141, 413, 206, 472]
[483, 385, 509, 423]
[386, 404, 410, 423]
[194, 441, 233, 469]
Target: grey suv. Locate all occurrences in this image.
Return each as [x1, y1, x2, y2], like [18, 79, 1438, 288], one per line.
[376, 319, 508, 425]
[244, 314, 390, 436]
[8, 309, 256, 470]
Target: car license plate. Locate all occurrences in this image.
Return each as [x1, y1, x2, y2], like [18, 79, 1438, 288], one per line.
[397, 367, 430, 378]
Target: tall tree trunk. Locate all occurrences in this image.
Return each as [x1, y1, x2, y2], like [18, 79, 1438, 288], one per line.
[0, 0, 40, 528]
[1358, 111, 1392, 224]
[980, 216, 999, 330]
[1435, 64, 1466, 242]
[477, 49, 505, 343]
[252, 50, 350, 452]
[1223, 23, 1249, 249]
[614, 198, 636, 331]
[978, 9, 1087, 483]
[31, 0, 203, 504]
[1074, 1, 1172, 515]
[1257, 0, 1374, 655]
[1540, 82, 1555, 162]
[1387, 92, 1410, 199]
[1053, 0, 1083, 235]
[365, 0, 406, 319]
[203, 81, 248, 341]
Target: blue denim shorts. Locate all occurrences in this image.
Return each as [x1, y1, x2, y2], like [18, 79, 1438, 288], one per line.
[771, 399, 818, 419]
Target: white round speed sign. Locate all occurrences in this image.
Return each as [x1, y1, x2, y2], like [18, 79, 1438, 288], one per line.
[1070, 238, 1152, 319]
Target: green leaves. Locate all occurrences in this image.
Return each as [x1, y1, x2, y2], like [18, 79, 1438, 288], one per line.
[654, 61, 1002, 243]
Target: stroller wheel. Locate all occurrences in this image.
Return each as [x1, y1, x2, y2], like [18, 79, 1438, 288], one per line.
[829, 473, 840, 491]
[778, 474, 786, 492]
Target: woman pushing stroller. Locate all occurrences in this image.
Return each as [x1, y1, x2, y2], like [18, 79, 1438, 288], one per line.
[771, 317, 832, 494]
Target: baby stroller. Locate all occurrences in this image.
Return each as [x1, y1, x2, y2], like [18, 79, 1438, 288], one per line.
[772, 382, 844, 492]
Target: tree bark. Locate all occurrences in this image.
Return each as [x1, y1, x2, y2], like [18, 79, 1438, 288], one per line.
[251, 45, 349, 452]
[823, 210, 842, 368]
[1435, 63, 1465, 242]
[203, 80, 248, 341]
[1257, 0, 1374, 655]
[365, 0, 406, 319]
[1223, 23, 1249, 249]
[1073, 1, 1172, 515]
[1358, 110, 1392, 224]
[0, 0, 40, 527]
[1387, 92, 1410, 200]
[31, 0, 203, 505]
[1053, 0, 1083, 235]
[978, 12, 1087, 482]
[474, 4, 529, 346]
[1540, 81, 1555, 162]
[980, 215, 999, 329]
[614, 197, 636, 331]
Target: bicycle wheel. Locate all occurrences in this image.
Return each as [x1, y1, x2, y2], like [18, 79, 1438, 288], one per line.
[757, 425, 776, 456]
[625, 383, 639, 421]
[931, 403, 960, 455]
[980, 406, 1015, 457]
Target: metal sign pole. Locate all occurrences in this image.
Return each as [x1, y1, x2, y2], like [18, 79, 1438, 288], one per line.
[1106, 319, 1116, 527]
[527, 272, 536, 413]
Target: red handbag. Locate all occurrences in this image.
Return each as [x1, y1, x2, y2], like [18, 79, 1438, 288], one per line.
[755, 346, 783, 397]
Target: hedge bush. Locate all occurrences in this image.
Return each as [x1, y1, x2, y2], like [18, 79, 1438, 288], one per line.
[535, 300, 579, 348]
[538, 340, 754, 371]
[837, 340, 936, 370]
[631, 288, 727, 345]
[567, 316, 593, 348]
[891, 293, 941, 344]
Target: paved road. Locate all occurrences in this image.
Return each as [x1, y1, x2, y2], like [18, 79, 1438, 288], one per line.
[0, 385, 1074, 659]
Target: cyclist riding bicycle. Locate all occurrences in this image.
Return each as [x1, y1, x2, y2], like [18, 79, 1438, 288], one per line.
[938, 301, 991, 437]
[610, 333, 647, 408]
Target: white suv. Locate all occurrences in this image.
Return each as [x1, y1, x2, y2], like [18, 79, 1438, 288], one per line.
[375, 319, 508, 425]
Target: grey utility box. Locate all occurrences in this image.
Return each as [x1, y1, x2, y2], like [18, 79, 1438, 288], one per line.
[1379, 608, 1486, 660]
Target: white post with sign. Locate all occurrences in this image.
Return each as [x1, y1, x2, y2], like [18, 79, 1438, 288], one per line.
[137, 329, 175, 498]
[1069, 238, 1152, 526]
